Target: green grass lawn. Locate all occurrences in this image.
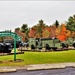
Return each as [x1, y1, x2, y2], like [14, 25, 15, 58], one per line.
[0, 50, 75, 66]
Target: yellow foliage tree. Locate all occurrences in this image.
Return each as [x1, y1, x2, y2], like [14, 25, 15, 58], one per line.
[55, 26, 61, 36]
[42, 29, 50, 38]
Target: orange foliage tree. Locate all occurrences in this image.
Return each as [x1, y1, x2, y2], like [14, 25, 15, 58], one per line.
[56, 24, 71, 41]
[28, 27, 36, 38]
[49, 25, 56, 38]
[55, 26, 61, 36]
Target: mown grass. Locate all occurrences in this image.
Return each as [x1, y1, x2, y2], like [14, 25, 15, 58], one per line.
[0, 50, 75, 66]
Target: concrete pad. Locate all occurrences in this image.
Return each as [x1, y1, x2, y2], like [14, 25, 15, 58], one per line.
[0, 69, 17, 73]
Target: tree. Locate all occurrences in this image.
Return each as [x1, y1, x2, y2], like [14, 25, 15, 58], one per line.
[42, 29, 50, 38]
[49, 25, 56, 38]
[21, 24, 28, 33]
[71, 32, 75, 39]
[66, 14, 75, 32]
[28, 27, 36, 38]
[25, 28, 30, 37]
[28, 19, 48, 38]
[54, 20, 59, 28]
[15, 27, 20, 32]
[56, 24, 71, 41]
[55, 26, 61, 36]
[21, 24, 29, 40]
[35, 19, 48, 38]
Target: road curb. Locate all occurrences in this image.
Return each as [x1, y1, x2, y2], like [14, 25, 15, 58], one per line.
[27, 63, 75, 71]
[27, 65, 66, 71]
[0, 69, 17, 73]
[0, 63, 75, 72]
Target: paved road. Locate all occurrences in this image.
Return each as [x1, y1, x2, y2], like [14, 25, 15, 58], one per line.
[1, 67, 75, 75]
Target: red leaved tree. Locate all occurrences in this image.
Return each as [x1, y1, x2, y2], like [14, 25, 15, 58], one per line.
[28, 27, 36, 38]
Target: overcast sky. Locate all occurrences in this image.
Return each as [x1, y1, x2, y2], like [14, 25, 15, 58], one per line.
[0, 1, 75, 31]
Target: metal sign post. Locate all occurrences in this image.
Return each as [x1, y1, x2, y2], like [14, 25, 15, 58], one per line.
[14, 38, 16, 61]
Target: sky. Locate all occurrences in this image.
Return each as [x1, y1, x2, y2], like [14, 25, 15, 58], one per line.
[0, 1, 75, 31]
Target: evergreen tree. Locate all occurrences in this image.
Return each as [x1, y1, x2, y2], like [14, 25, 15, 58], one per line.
[66, 14, 75, 32]
[55, 20, 59, 28]
[21, 24, 28, 33]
